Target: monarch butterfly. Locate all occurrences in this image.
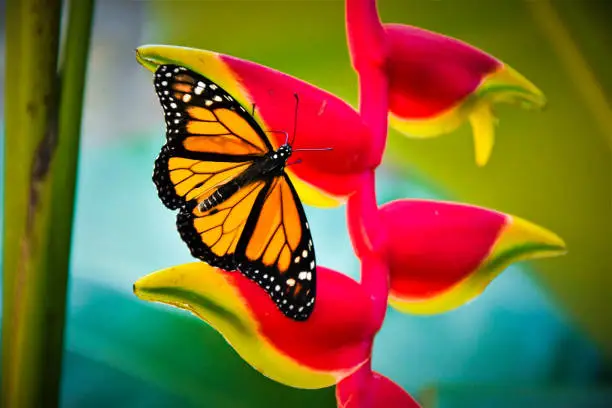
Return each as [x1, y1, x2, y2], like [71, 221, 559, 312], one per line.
[151, 64, 325, 321]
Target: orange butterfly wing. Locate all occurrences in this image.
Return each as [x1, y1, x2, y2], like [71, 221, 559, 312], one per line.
[153, 65, 272, 210]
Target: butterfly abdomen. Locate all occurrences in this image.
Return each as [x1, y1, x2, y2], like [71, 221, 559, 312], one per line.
[198, 182, 240, 213]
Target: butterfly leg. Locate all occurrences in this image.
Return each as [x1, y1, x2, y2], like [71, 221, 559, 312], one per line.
[286, 159, 302, 167]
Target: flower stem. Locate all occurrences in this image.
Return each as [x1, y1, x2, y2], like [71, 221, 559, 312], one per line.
[343, 0, 394, 406]
[345, 0, 387, 69]
[1, 0, 94, 406]
[336, 359, 374, 407]
[345, 0, 390, 332]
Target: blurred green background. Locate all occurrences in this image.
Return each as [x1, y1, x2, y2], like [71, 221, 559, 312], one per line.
[1, 0, 611, 407]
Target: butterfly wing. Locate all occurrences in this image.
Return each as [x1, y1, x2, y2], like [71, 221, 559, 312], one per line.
[176, 179, 269, 271]
[237, 174, 316, 320]
[177, 173, 316, 321]
[152, 64, 273, 210]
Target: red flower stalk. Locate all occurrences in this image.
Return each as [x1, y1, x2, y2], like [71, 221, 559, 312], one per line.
[133, 0, 565, 406]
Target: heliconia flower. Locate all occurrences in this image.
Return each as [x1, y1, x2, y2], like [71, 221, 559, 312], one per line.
[136, 45, 377, 208]
[345, 0, 546, 166]
[133, 262, 376, 390]
[379, 199, 567, 314]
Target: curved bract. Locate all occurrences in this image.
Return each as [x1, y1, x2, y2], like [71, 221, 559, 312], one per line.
[380, 200, 567, 314]
[136, 45, 375, 208]
[133, 263, 374, 389]
[383, 24, 546, 166]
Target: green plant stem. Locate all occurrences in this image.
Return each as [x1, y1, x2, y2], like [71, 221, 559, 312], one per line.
[45, 0, 95, 404]
[1, 0, 94, 406]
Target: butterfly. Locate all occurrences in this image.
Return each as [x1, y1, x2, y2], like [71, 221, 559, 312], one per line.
[151, 64, 325, 321]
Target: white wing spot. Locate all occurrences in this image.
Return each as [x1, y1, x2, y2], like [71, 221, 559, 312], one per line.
[170, 102, 177, 109]
[298, 271, 307, 280]
[308, 240, 313, 249]
[310, 261, 315, 270]
[305, 222, 309, 230]
[194, 86, 204, 95]
[210, 84, 218, 90]
[182, 94, 192, 103]
[213, 95, 222, 102]
[294, 256, 300, 263]
[197, 81, 206, 88]
[173, 119, 180, 124]
[205, 100, 213, 106]
[263, 274, 268, 279]
[161, 81, 168, 86]
[274, 285, 280, 291]
[165, 72, 172, 77]
[307, 272, 312, 281]
[302, 250, 308, 258]
[286, 278, 296, 287]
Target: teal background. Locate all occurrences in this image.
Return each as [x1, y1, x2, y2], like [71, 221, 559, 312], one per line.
[1, 1, 611, 407]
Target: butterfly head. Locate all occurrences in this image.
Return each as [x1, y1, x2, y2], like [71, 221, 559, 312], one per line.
[277, 144, 292, 160]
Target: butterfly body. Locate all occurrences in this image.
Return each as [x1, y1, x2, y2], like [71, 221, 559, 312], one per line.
[197, 144, 292, 213]
[151, 64, 316, 321]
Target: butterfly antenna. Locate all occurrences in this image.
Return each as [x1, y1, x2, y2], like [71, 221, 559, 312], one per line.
[292, 147, 333, 152]
[288, 93, 333, 152]
[291, 93, 299, 146]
